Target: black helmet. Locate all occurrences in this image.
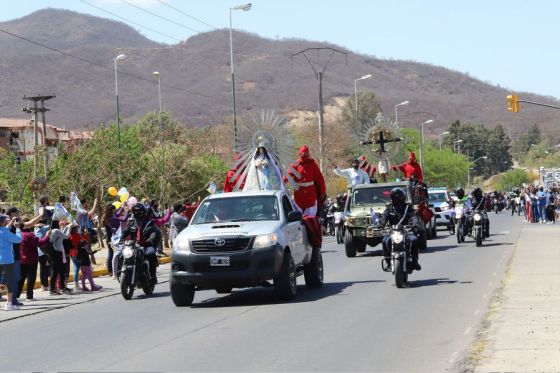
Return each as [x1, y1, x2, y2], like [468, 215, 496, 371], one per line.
[390, 188, 406, 206]
[131, 203, 147, 219]
[455, 188, 465, 199]
[473, 187, 483, 199]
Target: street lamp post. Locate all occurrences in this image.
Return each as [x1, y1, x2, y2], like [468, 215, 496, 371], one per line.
[114, 53, 126, 184]
[418, 119, 433, 170]
[229, 2, 252, 151]
[354, 74, 372, 141]
[394, 100, 409, 128]
[453, 139, 463, 153]
[438, 131, 449, 174]
[153, 71, 164, 201]
[468, 156, 487, 191]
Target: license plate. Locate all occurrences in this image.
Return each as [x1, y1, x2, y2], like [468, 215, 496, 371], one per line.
[210, 256, 230, 266]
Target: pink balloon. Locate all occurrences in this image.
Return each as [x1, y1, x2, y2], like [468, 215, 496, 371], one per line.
[127, 196, 138, 209]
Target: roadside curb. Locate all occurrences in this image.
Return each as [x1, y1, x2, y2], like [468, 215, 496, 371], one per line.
[28, 257, 171, 290]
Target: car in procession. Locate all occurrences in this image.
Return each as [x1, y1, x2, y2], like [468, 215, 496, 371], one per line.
[428, 187, 453, 230]
[169, 190, 323, 307]
[342, 181, 435, 257]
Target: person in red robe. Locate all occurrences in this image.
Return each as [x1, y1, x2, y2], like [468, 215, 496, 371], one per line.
[393, 151, 424, 182]
[223, 154, 246, 192]
[358, 155, 377, 181]
[286, 145, 326, 216]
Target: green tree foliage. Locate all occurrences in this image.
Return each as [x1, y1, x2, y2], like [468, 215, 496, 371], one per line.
[0, 149, 35, 207]
[339, 92, 383, 139]
[444, 120, 512, 178]
[497, 169, 532, 191]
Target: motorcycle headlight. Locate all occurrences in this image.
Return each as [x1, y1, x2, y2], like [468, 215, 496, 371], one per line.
[391, 231, 404, 244]
[474, 213, 482, 222]
[122, 247, 134, 259]
[174, 236, 191, 252]
[253, 233, 278, 249]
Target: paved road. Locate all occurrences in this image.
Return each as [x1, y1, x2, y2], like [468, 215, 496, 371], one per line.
[0, 214, 520, 372]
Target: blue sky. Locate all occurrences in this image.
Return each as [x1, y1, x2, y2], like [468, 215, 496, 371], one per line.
[2, 0, 559, 98]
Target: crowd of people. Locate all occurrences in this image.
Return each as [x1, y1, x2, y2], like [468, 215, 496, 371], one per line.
[0, 192, 197, 311]
[517, 186, 558, 224]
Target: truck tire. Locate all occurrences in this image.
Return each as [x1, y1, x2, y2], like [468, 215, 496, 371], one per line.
[215, 286, 233, 294]
[344, 230, 357, 257]
[170, 279, 195, 307]
[274, 251, 297, 301]
[304, 247, 324, 289]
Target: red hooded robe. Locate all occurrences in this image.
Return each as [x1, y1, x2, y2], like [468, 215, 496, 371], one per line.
[394, 152, 424, 182]
[358, 155, 377, 180]
[223, 154, 246, 192]
[286, 145, 327, 211]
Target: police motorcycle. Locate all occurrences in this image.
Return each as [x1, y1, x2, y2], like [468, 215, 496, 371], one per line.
[381, 224, 416, 288]
[453, 202, 468, 244]
[118, 228, 156, 300]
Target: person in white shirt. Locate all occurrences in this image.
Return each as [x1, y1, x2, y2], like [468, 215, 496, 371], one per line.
[333, 159, 371, 188]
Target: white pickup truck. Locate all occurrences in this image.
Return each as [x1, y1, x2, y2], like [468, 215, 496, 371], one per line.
[170, 190, 324, 307]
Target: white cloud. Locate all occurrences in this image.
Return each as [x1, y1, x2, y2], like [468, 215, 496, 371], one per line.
[95, 0, 161, 7]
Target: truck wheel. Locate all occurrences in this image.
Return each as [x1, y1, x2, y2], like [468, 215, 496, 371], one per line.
[418, 230, 428, 251]
[304, 247, 324, 289]
[215, 286, 233, 294]
[356, 239, 367, 252]
[431, 222, 437, 238]
[274, 251, 297, 301]
[344, 230, 357, 257]
[170, 279, 195, 307]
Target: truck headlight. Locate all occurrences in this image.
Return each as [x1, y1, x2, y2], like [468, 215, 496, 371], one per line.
[391, 231, 404, 244]
[253, 233, 278, 249]
[474, 213, 482, 222]
[122, 247, 134, 259]
[441, 205, 449, 211]
[174, 236, 191, 252]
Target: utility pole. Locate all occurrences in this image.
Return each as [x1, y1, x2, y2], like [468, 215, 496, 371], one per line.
[291, 47, 347, 172]
[23, 94, 55, 180]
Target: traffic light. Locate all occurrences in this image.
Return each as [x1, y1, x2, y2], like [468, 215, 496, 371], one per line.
[507, 94, 519, 113]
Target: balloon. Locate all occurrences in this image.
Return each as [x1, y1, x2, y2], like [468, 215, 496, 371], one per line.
[119, 192, 130, 203]
[112, 201, 122, 209]
[127, 196, 138, 209]
[117, 187, 129, 197]
[108, 187, 118, 197]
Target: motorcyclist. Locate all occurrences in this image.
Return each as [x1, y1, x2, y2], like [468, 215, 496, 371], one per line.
[119, 204, 160, 284]
[466, 187, 490, 238]
[381, 188, 421, 271]
[449, 188, 468, 233]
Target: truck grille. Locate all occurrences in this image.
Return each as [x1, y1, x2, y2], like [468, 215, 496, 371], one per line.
[191, 237, 253, 253]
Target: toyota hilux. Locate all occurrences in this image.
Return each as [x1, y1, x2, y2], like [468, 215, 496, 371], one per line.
[170, 190, 323, 307]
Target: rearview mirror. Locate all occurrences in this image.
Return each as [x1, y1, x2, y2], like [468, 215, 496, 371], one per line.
[287, 211, 303, 223]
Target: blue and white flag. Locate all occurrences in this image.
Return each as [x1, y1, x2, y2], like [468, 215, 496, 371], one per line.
[70, 192, 86, 213]
[207, 182, 217, 195]
[111, 226, 122, 248]
[52, 202, 72, 222]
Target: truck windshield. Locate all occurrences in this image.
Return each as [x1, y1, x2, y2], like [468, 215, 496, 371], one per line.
[428, 192, 447, 202]
[191, 196, 280, 224]
[352, 187, 394, 205]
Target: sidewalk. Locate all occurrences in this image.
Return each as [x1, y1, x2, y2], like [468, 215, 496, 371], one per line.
[0, 264, 170, 323]
[475, 223, 560, 372]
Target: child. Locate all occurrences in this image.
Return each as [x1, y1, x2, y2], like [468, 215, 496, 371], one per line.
[77, 239, 102, 291]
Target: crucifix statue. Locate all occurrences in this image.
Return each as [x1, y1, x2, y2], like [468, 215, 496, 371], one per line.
[360, 113, 401, 182]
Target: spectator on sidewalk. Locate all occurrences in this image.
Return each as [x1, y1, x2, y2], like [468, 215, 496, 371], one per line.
[169, 203, 189, 245]
[546, 187, 556, 224]
[530, 189, 539, 223]
[537, 186, 547, 223]
[102, 204, 117, 277]
[0, 214, 22, 311]
[17, 219, 49, 301]
[48, 220, 70, 295]
[76, 197, 98, 244]
[69, 224, 84, 290]
[77, 240, 101, 291]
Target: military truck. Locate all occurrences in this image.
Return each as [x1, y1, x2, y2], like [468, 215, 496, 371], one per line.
[343, 181, 435, 257]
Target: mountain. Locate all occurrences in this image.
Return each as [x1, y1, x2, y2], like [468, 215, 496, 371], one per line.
[1, 8, 559, 141]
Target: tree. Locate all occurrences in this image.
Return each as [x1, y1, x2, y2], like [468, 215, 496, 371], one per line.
[486, 124, 512, 176]
[339, 92, 383, 139]
[498, 169, 532, 191]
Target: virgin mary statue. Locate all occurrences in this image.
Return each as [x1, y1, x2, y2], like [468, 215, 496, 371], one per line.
[243, 143, 283, 191]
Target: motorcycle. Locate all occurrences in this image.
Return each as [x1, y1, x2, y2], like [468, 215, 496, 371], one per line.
[381, 225, 415, 288]
[454, 203, 467, 244]
[118, 239, 156, 300]
[471, 210, 486, 247]
[334, 211, 345, 244]
[326, 213, 335, 236]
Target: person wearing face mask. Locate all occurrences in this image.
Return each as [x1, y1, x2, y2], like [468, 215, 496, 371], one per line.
[332, 159, 371, 189]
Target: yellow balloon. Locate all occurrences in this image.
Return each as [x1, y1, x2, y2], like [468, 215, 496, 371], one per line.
[120, 193, 129, 203]
[112, 201, 122, 209]
[108, 186, 118, 196]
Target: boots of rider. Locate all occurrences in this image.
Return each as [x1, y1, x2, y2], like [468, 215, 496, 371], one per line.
[381, 236, 392, 268]
[410, 239, 421, 271]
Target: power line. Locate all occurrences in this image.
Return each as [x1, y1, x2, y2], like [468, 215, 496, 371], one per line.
[156, 0, 218, 30]
[79, 0, 183, 43]
[118, 0, 202, 34]
[0, 27, 226, 102]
